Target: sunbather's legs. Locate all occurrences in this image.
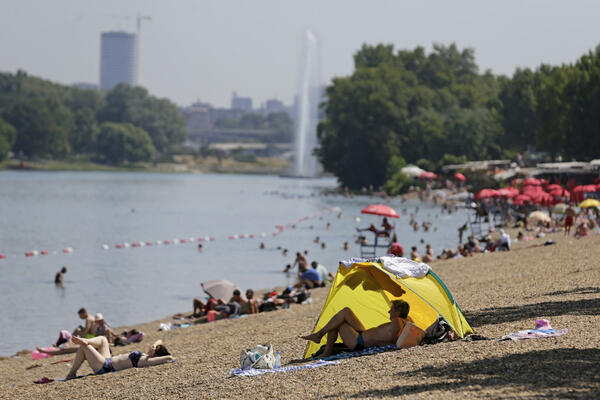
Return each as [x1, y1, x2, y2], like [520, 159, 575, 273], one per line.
[322, 323, 359, 356]
[301, 307, 366, 343]
[193, 298, 205, 316]
[65, 346, 86, 379]
[71, 336, 108, 373]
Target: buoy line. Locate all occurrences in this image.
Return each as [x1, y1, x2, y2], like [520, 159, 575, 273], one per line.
[0, 207, 340, 260]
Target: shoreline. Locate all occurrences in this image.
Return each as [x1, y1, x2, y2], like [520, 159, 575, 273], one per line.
[1, 230, 599, 398]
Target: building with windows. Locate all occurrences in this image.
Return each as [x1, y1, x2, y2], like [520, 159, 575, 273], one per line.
[99, 31, 137, 90]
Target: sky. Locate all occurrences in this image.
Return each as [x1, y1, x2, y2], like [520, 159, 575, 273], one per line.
[1, 0, 600, 108]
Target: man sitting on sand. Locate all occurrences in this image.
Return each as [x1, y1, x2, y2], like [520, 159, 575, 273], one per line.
[73, 307, 95, 337]
[295, 264, 323, 289]
[300, 300, 411, 357]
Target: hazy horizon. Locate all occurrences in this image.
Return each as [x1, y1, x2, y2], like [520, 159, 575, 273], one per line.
[1, 0, 600, 108]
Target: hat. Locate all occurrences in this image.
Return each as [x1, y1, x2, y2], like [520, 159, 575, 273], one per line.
[94, 313, 104, 321]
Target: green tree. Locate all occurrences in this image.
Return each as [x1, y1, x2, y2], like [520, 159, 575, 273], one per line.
[0, 117, 17, 161]
[498, 68, 537, 149]
[266, 112, 293, 142]
[96, 122, 155, 164]
[69, 108, 99, 154]
[99, 84, 185, 155]
[7, 98, 72, 158]
[239, 113, 266, 129]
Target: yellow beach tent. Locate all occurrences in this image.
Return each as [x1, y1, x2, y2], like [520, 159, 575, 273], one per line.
[304, 258, 473, 358]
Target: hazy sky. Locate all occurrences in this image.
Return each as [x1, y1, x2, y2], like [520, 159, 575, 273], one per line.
[1, 1, 600, 108]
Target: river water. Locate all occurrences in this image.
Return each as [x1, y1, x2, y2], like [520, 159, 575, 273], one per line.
[0, 171, 468, 356]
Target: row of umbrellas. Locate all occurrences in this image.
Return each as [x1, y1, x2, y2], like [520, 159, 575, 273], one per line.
[475, 182, 600, 206]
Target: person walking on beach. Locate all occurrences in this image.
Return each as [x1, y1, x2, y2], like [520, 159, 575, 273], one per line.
[300, 300, 411, 357]
[564, 205, 576, 236]
[55, 266, 67, 286]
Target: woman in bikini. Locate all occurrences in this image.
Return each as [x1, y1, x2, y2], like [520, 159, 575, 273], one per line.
[65, 336, 174, 379]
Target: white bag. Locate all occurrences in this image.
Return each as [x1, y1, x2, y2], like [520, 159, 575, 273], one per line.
[240, 344, 275, 370]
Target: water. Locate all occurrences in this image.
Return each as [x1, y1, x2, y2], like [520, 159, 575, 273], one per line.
[293, 30, 320, 177]
[0, 171, 468, 356]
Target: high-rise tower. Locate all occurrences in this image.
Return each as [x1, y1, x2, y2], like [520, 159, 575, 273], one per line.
[99, 31, 137, 90]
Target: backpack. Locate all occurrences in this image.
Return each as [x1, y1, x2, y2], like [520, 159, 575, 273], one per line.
[422, 316, 452, 344]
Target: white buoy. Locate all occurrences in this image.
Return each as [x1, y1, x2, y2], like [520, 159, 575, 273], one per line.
[102, 244, 109, 250]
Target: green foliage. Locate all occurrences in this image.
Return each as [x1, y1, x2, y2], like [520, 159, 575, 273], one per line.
[70, 108, 99, 154]
[96, 122, 155, 164]
[0, 117, 17, 161]
[383, 155, 411, 195]
[6, 98, 72, 158]
[318, 43, 503, 189]
[215, 112, 293, 142]
[232, 149, 257, 163]
[98, 84, 186, 155]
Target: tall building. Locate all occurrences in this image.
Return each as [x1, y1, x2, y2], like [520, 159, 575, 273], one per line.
[231, 92, 252, 111]
[99, 31, 137, 90]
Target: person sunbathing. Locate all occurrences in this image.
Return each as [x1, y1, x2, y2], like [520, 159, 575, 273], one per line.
[300, 300, 411, 357]
[65, 336, 173, 379]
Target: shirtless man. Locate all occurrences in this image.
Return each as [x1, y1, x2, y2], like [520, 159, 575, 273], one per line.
[73, 308, 95, 337]
[300, 300, 410, 357]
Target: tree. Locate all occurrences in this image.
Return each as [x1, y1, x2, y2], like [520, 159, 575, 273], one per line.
[96, 122, 155, 164]
[99, 84, 186, 155]
[266, 112, 293, 142]
[7, 98, 72, 158]
[0, 117, 16, 161]
[498, 68, 537, 149]
[69, 108, 99, 154]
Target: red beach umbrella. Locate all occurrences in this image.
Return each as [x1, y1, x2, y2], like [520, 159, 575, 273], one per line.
[474, 189, 497, 200]
[523, 177, 541, 186]
[454, 173, 466, 182]
[513, 194, 531, 204]
[546, 184, 562, 192]
[418, 171, 437, 180]
[361, 204, 400, 218]
[495, 188, 518, 198]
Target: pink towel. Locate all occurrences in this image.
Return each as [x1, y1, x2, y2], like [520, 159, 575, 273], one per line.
[32, 347, 58, 360]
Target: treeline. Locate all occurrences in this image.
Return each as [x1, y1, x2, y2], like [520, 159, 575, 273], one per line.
[317, 43, 600, 192]
[0, 71, 185, 164]
[215, 112, 294, 143]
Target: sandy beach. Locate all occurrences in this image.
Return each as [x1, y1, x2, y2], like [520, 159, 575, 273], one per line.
[1, 230, 599, 399]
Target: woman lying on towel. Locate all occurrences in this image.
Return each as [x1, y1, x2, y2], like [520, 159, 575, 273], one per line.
[65, 336, 174, 379]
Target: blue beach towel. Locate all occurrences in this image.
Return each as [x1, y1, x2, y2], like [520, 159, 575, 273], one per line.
[311, 345, 398, 361]
[230, 360, 340, 377]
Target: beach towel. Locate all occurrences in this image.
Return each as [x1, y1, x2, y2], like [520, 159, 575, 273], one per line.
[378, 256, 431, 278]
[229, 360, 339, 377]
[32, 347, 59, 360]
[501, 319, 568, 341]
[309, 345, 398, 362]
[46, 359, 178, 383]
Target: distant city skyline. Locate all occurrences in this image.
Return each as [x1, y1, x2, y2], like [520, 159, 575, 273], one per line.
[2, 1, 600, 107]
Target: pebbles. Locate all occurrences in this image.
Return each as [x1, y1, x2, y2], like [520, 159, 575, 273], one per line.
[1, 232, 599, 399]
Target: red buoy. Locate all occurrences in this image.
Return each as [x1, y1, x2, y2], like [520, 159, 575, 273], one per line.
[41, 250, 48, 255]
[0, 254, 6, 259]
[25, 251, 34, 257]
[116, 244, 123, 249]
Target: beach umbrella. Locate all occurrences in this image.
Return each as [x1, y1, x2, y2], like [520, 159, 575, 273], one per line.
[361, 204, 400, 218]
[495, 188, 518, 198]
[454, 173, 466, 182]
[529, 211, 551, 223]
[513, 194, 531, 205]
[550, 203, 569, 214]
[474, 189, 497, 200]
[201, 279, 245, 302]
[523, 177, 541, 186]
[546, 184, 562, 192]
[579, 198, 600, 208]
[401, 165, 426, 178]
[536, 192, 554, 206]
[418, 171, 437, 180]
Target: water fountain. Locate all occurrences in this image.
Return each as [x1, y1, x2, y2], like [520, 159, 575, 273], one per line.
[290, 30, 321, 178]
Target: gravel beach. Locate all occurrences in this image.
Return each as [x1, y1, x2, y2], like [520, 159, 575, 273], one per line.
[1, 231, 599, 399]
